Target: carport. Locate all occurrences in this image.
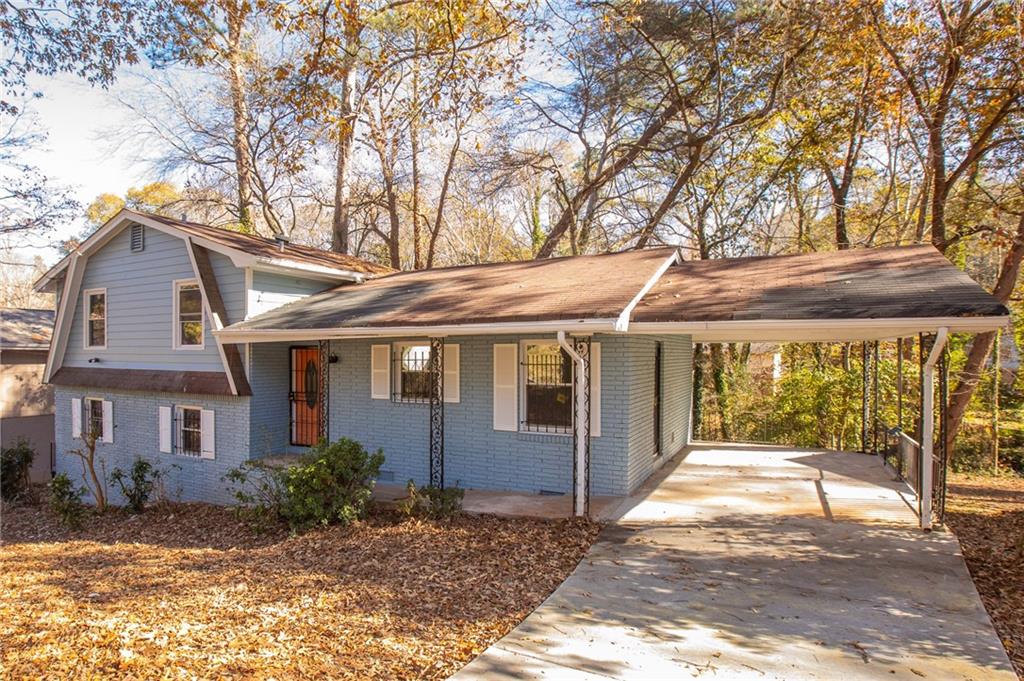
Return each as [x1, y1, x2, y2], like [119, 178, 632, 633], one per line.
[627, 245, 1008, 529]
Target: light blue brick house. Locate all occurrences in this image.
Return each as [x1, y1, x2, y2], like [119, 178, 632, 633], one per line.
[35, 210, 1007, 514]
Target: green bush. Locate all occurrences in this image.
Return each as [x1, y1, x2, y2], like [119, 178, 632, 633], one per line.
[49, 473, 85, 528]
[279, 438, 385, 530]
[1, 440, 35, 501]
[109, 458, 164, 513]
[224, 438, 384, 531]
[397, 480, 464, 519]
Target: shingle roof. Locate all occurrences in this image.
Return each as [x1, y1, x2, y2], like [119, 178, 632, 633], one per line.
[132, 212, 393, 276]
[633, 245, 1008, 322]
[1, 308, 54, 349]
[227, 247, 679, 331]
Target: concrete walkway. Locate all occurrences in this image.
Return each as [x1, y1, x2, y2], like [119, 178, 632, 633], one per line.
[454, 443, 1015, 681]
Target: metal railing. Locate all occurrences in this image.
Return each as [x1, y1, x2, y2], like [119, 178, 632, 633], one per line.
[877, 418, 925, 518]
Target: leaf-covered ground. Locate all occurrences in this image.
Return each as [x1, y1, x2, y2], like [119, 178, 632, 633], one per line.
[945, 473, 1024, 679]
[0, 503, 599, 679]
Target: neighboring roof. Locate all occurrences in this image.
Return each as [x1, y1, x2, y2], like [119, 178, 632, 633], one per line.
[137, 212, 393, 276]
[222, 247, 679, 334]
[49, 367, 236, 396]
[1, 308, 54, 350]
[33, 209, 392, 292]
[633, 245, 1008, 322]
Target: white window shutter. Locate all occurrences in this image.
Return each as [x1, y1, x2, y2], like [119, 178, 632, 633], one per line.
[71, 398, 82, 439]
[590, 343, 601, 437]
[493, 343, 518, 431]
[158, 406, 172, 453]
[371, 344, 390, 399]
[101, 400, 114, 443]
[443, 344, 460, 403]
[200, 409, 215, 459]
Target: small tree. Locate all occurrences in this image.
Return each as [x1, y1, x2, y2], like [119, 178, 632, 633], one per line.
[67, 429, 108, 512]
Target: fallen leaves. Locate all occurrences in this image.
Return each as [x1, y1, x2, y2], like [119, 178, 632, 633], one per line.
[945, 473, 1024, 679]
[0, 502, 600, 679]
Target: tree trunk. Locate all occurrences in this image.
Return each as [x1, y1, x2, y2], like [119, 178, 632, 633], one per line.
[944, 212, 1024, 456]
[410, 57, 422, 269]
[225, 0, 254, 231]
[330, 0, 360, 254]
[709, 343, 730, 440]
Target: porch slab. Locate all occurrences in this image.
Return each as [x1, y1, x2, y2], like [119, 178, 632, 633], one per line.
[373, 483, 622, 520]
[454, 443, 1014, 681]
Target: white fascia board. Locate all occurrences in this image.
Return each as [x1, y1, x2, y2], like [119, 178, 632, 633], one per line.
[249, 260, 365, 283]
[627, 315, 1009, 342]
[215, 318, 618, 343]
[614, 249, 681, 332]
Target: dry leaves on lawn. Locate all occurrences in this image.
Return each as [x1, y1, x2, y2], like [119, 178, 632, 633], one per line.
[945, 473, 1024, 679]
[0, 502, 599, 679]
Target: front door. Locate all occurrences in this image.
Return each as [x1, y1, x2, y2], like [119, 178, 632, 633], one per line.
[290, 346, 322, 446]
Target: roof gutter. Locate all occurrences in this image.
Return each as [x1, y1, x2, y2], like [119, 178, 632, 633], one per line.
[215, 318, 619, 343]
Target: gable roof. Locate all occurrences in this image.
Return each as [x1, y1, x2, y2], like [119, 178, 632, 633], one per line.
[633, 245, 1008, 322]
[34, 209, 391, 292]
[218, 244, 1008, 343]
[0, 308, 54, 350]
[219, 247, 680, 338]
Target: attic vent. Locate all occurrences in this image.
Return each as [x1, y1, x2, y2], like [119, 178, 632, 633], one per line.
[130, 224, 144, 252]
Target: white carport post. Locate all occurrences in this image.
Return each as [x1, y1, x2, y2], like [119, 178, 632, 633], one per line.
[920, 327, 949, 531]
[558, 331, 589, 517]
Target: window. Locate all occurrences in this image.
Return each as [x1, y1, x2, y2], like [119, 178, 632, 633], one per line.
[83, 289, 106, 348]
[174, 280, 204, 348]
[394, 343, 432, 402]
[176, 406, 202, 456]
[84, 398, 104, 439]
[522, 342, 573, 432]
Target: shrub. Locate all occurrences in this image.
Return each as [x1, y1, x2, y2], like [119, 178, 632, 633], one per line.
[1, 440, 35, 501]
[109, 458, 166, 513]
[223, 460, 287, 529]
[279, 438, 384, 530]
[224, 438, 384, 532]
[397, 480, 464, 520]
[49, 473, 85, 528]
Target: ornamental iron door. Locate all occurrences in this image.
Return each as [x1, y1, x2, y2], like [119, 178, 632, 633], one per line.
[290, 346, 322, 446]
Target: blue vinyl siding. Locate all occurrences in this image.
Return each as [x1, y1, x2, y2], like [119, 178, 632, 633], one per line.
[62, 224, 245, 371]
[247, 271, 329, 319]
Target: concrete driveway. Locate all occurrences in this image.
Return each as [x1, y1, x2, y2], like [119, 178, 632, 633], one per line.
[454, 443, 1015, 680]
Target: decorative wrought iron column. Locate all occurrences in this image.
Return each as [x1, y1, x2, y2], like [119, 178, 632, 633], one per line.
[318, 340, 330, 443]
[872, 340, 880, 453]
[861, 341, 871, 453]
[572, 336, 592, 517]
[428, 337, 445, 488]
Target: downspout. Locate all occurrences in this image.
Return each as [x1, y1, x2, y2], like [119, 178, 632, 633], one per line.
[557, 330, 588, 517]
[920, 326, 948, 531]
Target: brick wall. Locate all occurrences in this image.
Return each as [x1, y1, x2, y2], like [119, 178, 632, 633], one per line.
[53, 386, 250, 505]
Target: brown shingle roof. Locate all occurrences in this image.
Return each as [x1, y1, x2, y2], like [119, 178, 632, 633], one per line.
[1, 308, 54, 349]
[129, 211, 393, 276]
[227, 247, 679, 330]
[633, 245, 1007, 322]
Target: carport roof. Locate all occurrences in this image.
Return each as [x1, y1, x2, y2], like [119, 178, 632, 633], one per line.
[217, 244, 1008, 342]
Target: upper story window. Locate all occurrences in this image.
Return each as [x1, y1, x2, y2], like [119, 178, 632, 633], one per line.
[521, 342, 573, 433]
[173, 280, 204, 349]
[393, 343, 431, 402]
[83, 288, 106, 349]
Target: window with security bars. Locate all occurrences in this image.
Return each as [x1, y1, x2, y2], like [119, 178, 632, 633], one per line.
[393, 343, 432, 402]
[84, 398, 104, 439]
[175, 406, 202, 456]
[522, 343, 573, 432]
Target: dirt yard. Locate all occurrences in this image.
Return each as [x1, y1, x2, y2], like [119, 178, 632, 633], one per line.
[946, 473, 1024, 678]
[0, 502, 599, 679]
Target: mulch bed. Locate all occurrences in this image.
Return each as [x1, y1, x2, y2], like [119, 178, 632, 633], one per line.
[945, 473, 1024, 679]
[0, 502, 599, 679]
